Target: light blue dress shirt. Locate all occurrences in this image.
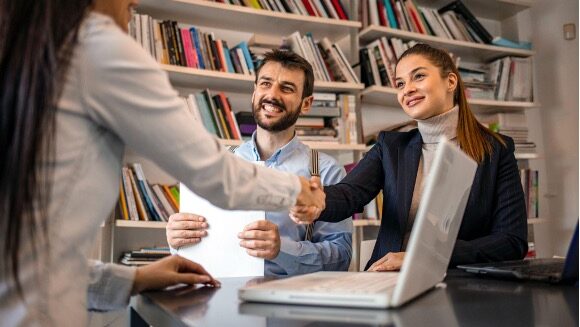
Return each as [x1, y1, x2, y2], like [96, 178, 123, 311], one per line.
[235, 132, 353, 276]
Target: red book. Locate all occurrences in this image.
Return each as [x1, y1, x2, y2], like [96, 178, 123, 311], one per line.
[180, 28, 197, 68]
[215, 40, 227, 72]
[377, 1, 387, 26]
[218, 93, 241, 140]
[301, 0, 318, 16]
[331, 0, 348, 20]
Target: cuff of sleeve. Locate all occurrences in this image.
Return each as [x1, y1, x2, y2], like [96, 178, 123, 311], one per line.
[88, 263, 137, 311]
[270, 237, 301, 269]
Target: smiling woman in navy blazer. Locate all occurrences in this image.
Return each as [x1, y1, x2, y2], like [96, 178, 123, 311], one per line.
[291, 44, 528, 271]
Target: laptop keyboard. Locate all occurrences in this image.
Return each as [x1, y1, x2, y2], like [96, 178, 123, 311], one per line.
[305, 273, 399, 294]
[516, 262, 564, 275]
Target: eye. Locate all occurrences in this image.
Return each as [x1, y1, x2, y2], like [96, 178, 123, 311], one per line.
[395, 81, 404, 89]
[260, 81, 271, 87]
[414, 73, 425, 80]
[282, 86, 294, 93]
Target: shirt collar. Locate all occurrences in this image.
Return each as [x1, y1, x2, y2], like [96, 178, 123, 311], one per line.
[249, 131, 303, 164]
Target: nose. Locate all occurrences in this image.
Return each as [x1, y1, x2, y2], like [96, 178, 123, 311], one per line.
[403, 81, 416, 97]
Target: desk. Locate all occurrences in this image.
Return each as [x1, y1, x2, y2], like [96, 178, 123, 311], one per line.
[130, 270, 578, 326]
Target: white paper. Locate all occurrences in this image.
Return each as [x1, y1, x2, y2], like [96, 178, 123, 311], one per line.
[177, 183, 265, 278]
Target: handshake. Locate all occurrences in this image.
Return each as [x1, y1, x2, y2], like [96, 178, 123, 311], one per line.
[291, 176, 326, 224]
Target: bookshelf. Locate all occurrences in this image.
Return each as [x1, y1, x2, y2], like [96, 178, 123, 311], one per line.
[164, 64, 365, 93]
[137, 0, 361, 42]
[360, 85, 540, 111]
[102, 0, 378, 271]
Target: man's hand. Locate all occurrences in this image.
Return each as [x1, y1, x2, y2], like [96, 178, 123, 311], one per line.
[290, 176, 325, 224]
[238, 220, 280, 260]
[166, 213, 208, 249]
[131, 255, 220, 295]
[367, 252, 406, 272]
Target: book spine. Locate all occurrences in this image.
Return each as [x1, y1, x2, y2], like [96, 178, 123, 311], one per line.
[128, 167, 150, 221]
[122, 167, 139, 221]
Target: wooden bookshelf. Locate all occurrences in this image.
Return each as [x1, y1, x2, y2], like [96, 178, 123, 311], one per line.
[359, 25, 534, 62]
[138, 0, 361, 42]
[515, 153, 540, 160]
[219, 139, 367, 151]
[361, 85, 538, 111]
[162, 65, 364, 93]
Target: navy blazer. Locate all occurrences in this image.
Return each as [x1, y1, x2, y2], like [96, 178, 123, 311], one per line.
[319, 129, 528, 269]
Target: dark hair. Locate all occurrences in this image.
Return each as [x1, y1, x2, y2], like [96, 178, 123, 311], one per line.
[395, 43, 505, 163]
[255, 49, 314, 98]
[0, 0, 93, 296]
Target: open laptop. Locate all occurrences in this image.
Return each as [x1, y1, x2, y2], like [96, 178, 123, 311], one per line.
[458, 222, 579, 284]
[239, 138, 478, 308]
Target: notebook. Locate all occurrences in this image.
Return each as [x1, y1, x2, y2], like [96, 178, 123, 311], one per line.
[458, 223, 579, 284]
[239, 138, 478, 308]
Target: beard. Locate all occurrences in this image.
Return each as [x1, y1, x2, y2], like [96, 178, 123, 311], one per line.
[252, 97, 302, 132]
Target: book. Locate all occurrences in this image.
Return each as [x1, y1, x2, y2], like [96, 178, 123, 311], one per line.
[439, 0, 493, 44]
[121, 167, 139, 221]
[492, 36, 532, 50]
[132, 163, 163, 221]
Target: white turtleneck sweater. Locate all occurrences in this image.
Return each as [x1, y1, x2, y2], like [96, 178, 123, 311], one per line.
[402, 106, 459, 249]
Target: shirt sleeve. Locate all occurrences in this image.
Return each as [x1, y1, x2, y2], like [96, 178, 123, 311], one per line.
[270, 157, 353, 274]
[78, 20, 300, 212]
[86, 260, 136, 311]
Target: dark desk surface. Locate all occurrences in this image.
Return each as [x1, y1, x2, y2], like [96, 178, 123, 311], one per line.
[131, 270, 578, 327]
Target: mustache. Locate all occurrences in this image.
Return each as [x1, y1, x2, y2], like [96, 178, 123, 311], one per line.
[259, 98, 286, 111]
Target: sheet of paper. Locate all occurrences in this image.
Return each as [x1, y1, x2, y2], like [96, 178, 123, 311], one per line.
[177, 183, 265, 278]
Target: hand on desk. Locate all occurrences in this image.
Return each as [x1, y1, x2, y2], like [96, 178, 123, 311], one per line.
[131, 255, 220, 295]
[367, 252, 406, 272]
[166, 213, 209, 249]
[238, 220, 280, 260]
[290, 176, 324, 224]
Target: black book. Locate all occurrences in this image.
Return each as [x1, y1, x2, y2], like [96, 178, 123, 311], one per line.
[161, 21, 177, 65]
[171, 21, 186, 66]
[372, 45, 390, 87]
[439, 0, 493, 44]
[359, 48, 374, 87]
[169, 21, 183, 66]
[212, 94, 234, 139]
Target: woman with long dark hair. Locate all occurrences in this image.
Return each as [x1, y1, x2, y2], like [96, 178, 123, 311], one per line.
[0, 0, 324, 325]
[291, 43, 528, 271]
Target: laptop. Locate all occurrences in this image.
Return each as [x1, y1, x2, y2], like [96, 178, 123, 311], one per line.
[458, 222, 579, 284]
[239, 138, 478, 308]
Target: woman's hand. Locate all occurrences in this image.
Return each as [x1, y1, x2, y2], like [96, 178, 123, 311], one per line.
[367, 252, 406, 272]
[131, 255, 220, 295]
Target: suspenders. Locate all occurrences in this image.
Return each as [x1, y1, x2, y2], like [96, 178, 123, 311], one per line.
[230, 144, 318, 242]
[304, 149, 319, 242]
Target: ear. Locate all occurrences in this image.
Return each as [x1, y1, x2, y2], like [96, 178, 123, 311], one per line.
[300, 95, 313, 115]
[447, 72, 458, 93]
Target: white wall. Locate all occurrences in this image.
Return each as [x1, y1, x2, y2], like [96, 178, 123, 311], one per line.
[530, 0, 579, 256]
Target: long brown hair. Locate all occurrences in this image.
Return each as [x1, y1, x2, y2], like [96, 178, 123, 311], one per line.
[0, 0, 93, 296]
[396, 43, 505, 162]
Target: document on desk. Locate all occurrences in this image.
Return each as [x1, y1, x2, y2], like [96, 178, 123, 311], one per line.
[177, 184, 265, 278]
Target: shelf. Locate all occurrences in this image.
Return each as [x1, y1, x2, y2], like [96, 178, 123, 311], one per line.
[219, 139, 366, 151]
[138, 0, 361, 42]
[162, 65, 363, 93]
[418, 0, 534, 21]
[116, 220, 167, 229]
[353, 220, 381, 227]
[360, 85, 538, 111]
[515, 153, 539, 160]
[359, 25, 534, 62]
[527, 218, 548, 225]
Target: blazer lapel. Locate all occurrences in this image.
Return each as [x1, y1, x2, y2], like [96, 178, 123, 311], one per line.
[394, 132, 422, 251]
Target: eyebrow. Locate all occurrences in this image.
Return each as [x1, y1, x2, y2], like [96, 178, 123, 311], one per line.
[258, 76, 298, 89]
[395, 66, 428, 80]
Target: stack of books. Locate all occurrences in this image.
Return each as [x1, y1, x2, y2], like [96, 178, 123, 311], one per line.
[487, 56, 533, 102]
[362, 0, 494, 45]
[478, 112, 536, 156]
[212, 0, 351, 21]
[120, 248, 171, 266]
[296, 92, 341, 142]
[282, 31, 360, 83]
[182, 89, 242, 140]
[118, 164, 179, 222]
[360, 36, 459, 88]
[129, 13, 255, 75]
